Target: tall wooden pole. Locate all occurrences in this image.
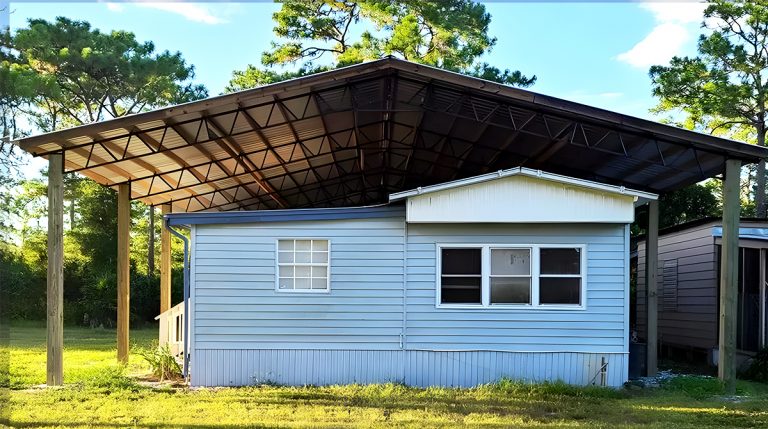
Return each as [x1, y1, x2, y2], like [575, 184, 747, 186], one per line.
[117, 183, 131, 363]
[719, 159, 741, 394]
[47, 154, 64, 386]
[645, 199, 659, 377]
[160, 204, 171, 314]
[148, 205, 155, 276]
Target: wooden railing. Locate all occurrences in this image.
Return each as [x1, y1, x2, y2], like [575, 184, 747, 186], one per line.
[155, 301, 184, 358]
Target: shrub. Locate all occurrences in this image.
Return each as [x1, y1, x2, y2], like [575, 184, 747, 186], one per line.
[741, 347, 768, 383]
[136, 342, 182, 381]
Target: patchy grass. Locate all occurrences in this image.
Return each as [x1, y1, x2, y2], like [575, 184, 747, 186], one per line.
[4, 323, 768, 428]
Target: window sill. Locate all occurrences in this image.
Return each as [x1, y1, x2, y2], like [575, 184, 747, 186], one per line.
[436, 304, 586, 311]
[275, 289, 331, 294]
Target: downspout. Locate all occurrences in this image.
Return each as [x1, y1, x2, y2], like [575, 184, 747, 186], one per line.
[164, 218, 191, 381]
[401, 217, 408, 382]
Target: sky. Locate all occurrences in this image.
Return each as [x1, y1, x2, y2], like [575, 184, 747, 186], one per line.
[5, 0, 710, 174]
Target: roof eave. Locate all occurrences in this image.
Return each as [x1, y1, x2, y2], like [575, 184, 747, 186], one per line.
[389, 167, 659, 203]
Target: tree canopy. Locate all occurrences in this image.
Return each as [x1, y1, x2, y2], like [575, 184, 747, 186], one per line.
[10, 17, 208, 132]
[649, 0, 768, 216]
[0, 17, 202, 325]
[226, 0, 534, 92]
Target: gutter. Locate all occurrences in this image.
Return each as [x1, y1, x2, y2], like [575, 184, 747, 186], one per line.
[164, 219, 191, 381]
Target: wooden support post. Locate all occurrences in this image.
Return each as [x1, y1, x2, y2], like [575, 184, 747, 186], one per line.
[117, 183, 131, 363]
[47, 154, 64, 386]
[160, 204, 172, 314]
[646, 199, 659, 377]
[719, 158, 741, 394]
[148, 205, 155, 276]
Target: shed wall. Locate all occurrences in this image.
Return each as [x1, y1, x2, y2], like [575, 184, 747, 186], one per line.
[636, 223, 718, 350]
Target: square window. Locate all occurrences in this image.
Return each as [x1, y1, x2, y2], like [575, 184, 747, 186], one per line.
[277, 239, 330, 292]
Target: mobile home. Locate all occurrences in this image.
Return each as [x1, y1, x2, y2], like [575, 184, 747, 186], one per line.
[166, 167, 656, 387]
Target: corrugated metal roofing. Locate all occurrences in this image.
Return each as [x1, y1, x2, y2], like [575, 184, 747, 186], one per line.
[14, 57, 768, 212]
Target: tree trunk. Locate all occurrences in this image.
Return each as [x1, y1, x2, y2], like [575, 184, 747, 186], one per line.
[756, 125, 767, 218]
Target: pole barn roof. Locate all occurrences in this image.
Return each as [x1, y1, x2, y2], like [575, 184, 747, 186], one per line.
[15, 58, 768, 212]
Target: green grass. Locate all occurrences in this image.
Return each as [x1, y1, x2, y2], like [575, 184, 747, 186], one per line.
[3, 323, 768, 428]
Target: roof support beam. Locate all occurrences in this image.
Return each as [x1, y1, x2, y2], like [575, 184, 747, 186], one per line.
[136, 127, 237, 210]
[160, 204, 172, 314]
[719, 158, 741, 394]
[203, 115, 288, 208]
[116, 183, 130, 364]
[46, 153, 64, 386]
[645, 199, 659, 378]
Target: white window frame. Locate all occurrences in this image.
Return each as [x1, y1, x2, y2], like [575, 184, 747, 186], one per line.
[435, 243, 587, 310]
[275, 238, 331, 294]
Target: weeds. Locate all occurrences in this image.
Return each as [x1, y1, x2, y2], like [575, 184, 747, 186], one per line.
[135, 342, 182, 381]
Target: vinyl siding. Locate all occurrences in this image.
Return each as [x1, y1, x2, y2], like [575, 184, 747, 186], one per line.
[636, 222, 718, 350]
[404, 223, 629, 354]
[189, 215, 630, 387]
[191, 215, 406, 351]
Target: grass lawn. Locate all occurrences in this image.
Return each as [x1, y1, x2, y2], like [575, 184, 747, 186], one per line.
[3, 323, 768, 428]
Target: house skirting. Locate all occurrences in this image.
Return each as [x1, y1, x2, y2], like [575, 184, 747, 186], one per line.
[191, 349, 628, 388]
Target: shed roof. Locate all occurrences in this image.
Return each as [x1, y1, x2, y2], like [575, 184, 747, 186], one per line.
[15, 57, 768, 212]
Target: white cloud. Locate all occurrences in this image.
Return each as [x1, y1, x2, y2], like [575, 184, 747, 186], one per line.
[135, 2, 226, 24]
[617, 2, 707, 68]
[105, 3, 125, 12]
[640, 2, 706, 25]
[105, 2, 227, 24]
[598, 92, 624, 99]
[617, 22, 690, 68]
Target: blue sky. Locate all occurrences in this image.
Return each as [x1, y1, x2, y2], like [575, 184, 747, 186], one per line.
[6, 1, 709, 174]
[6, 1, 710, 118]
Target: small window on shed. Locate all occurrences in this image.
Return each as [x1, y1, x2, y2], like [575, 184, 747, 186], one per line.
[662, 259, 678, 312]
[440, 248, 482, 304]
[277, 239, 330, 292]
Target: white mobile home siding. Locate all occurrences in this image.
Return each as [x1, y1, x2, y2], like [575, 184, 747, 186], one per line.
[189, 211, 629, 387]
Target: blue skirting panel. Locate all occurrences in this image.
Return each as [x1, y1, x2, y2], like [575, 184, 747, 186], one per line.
[191, 349, 628, 388]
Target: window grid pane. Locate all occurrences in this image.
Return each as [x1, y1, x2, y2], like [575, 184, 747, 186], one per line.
[277, 239, 330, 292]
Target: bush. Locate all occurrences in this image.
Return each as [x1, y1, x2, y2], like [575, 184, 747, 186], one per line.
[136, 342, 182, 381]
[741, 348, 768, 383]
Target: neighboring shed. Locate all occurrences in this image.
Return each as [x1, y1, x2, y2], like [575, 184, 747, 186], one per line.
[636, 219, 768, 360]
[168, 167, 654, 387]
